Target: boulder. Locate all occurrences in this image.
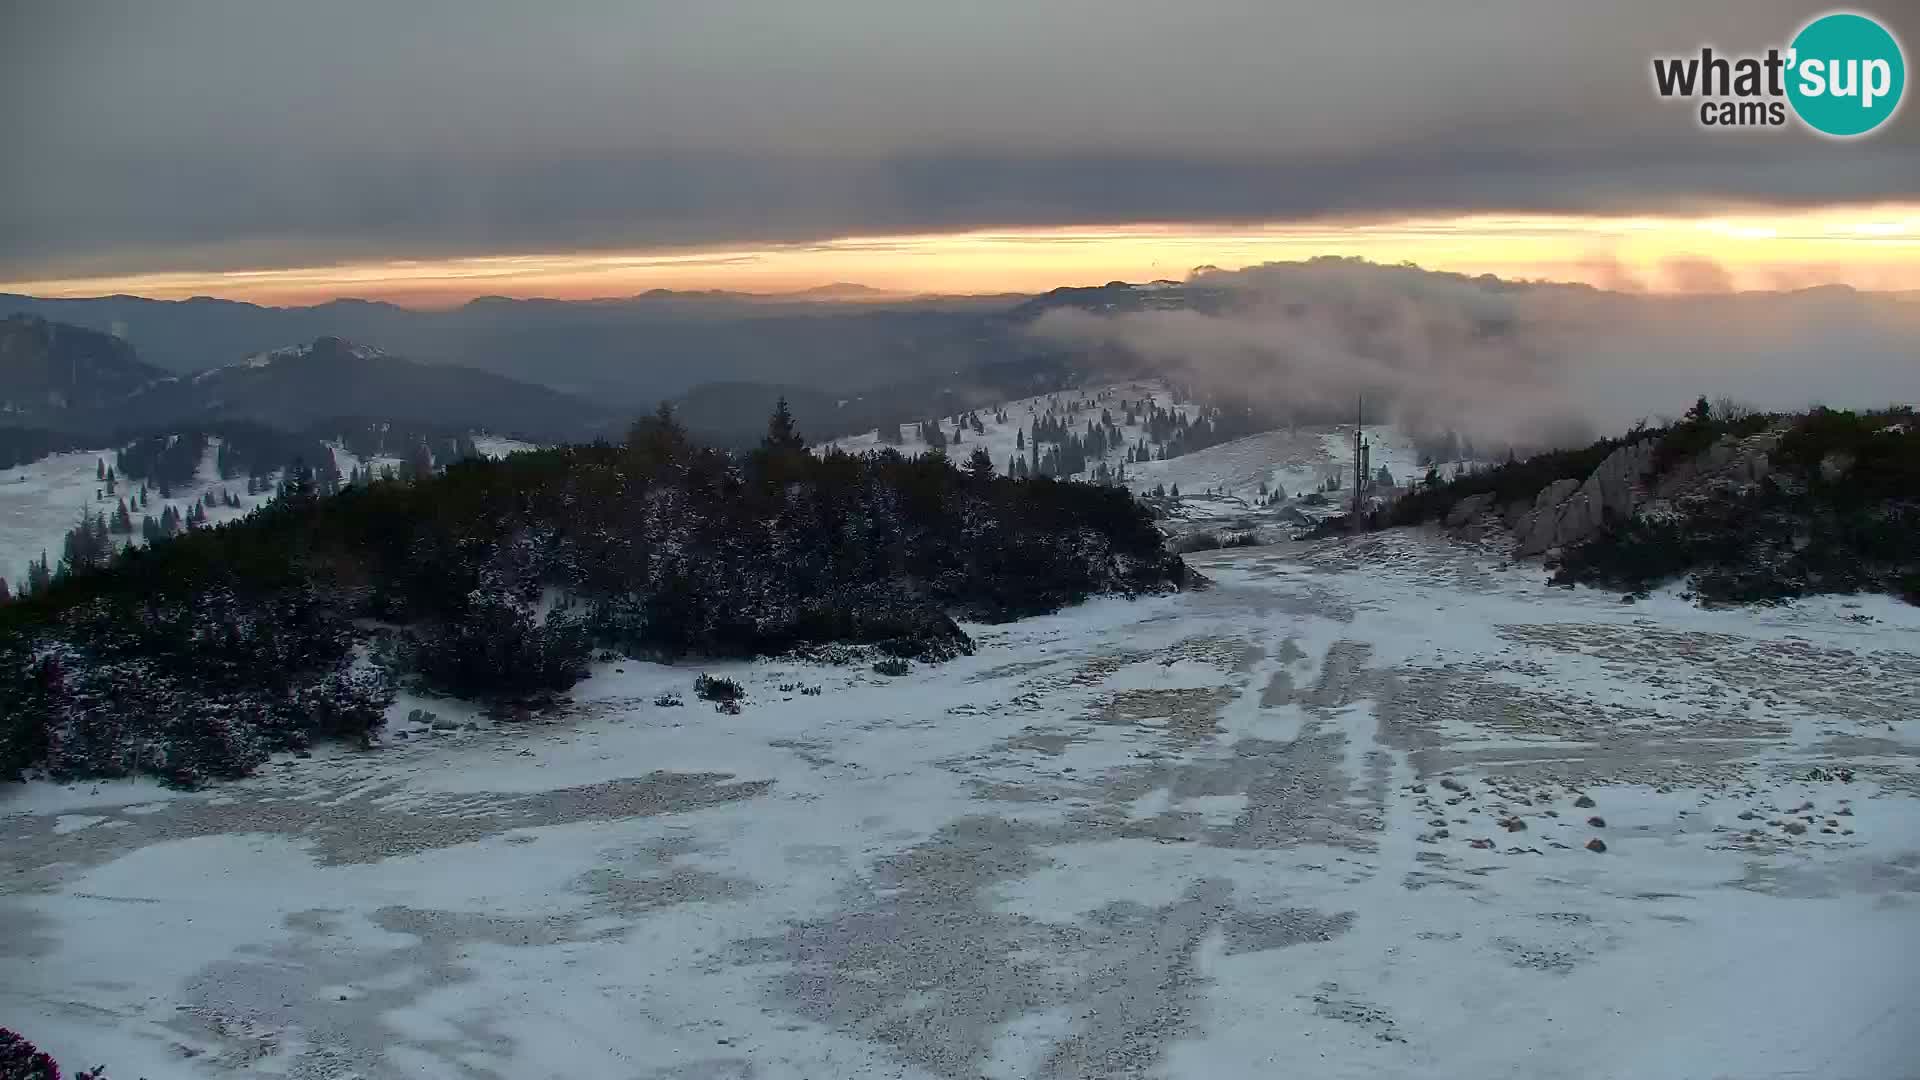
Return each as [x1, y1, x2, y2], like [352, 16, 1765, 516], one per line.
[1514, 440, 1667, 557]
[1535, 477, 1580, 513]
[1514, 478, 1583, 555]
[1444, 493, 1494, 528]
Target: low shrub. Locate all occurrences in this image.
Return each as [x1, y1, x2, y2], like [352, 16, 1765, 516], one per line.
[693, 674, 743, 703]
[0, 1029, 58, 1080]
[872, 657, 911, 676]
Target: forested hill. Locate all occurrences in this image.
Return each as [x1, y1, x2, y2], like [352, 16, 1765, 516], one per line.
[0, 405, 1190, 786]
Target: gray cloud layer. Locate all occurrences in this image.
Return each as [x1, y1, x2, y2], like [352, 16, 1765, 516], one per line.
[1030, 259, 1920, 448]
[4, 1, 1917, 277]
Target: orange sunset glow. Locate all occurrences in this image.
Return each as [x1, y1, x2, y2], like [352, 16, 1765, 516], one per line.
[7, 206, 1918, 308]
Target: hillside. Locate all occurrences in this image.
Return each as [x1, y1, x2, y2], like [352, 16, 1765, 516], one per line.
[1, 316, 615, 444]
[0, 315, 170, 427]
[0, 409, 1189, 785]
[1385, 401, 1920, 604]
[0, 431, 540, 595]
[116, 336, 612, 442]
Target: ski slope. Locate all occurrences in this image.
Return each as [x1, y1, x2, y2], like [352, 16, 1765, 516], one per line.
[5, 531, 1916, 1078]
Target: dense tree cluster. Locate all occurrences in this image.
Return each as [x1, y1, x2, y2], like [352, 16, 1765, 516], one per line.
[0, 428, 93, 471]
[115, 431, 208, 494]
[1, 402, 1189, 784]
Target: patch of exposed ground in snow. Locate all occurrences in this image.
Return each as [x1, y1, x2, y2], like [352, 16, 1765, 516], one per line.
[4, 533, 1919, 1079]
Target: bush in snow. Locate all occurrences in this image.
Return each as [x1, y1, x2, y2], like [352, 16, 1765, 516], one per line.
[404, 591, 590, 700]
[0, 1028, 59, 1080]
[871, 657, 910, 676]
[693, 674, 743, 703]
[6, 589, 393, 786]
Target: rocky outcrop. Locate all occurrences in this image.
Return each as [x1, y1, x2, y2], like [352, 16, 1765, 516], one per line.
[1513, 431, 1782, 557]
[1515, 440, 1657, 556]
[1443, 492, 1494, 528]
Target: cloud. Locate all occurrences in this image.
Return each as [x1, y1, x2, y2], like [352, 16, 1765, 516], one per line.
[1659, 254, 1735, 293]
[2, 1, 1915, 277]
[1027, 258, 1920, 448]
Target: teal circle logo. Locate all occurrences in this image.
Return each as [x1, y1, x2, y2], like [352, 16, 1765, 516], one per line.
[1787, 12, 1906, 136]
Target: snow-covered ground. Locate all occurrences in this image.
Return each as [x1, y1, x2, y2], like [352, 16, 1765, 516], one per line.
[6, 532, 1918, 1078]
[0, 440, 277, 589]
[820, 380, 1195, 483]
[470, 435, 540, 460]
[816, 380, 1483, 527]
[328, 435, 541, 482]
[0, 433, 542, 589]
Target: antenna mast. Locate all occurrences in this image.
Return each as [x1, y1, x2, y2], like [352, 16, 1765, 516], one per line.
[1351, 394, 1365, 526]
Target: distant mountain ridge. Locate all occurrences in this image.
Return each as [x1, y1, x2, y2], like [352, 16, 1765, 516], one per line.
[0, 318, 612, 442]
[0, 290, 1027, 407]
[121, 335, 611, 441]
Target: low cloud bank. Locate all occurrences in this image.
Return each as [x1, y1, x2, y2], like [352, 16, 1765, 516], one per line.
[1030, 258, 1920, 450]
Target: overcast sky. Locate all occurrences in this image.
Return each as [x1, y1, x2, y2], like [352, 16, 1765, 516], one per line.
[4, 1, 1916, 281]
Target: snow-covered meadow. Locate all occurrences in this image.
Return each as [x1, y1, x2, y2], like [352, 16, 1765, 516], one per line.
[5, 531, 1916, 1078]
[0, 434, 542, 590]
[817, 379, 1484, 524]
[0, 440, 276, 590]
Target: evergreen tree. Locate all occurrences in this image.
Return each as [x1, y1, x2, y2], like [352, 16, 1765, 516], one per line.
[966, 446, 995, 480]
[25, 552, 51, 595]
[111, 498, 133, 534]
[96, 458, 105, 481]
[59, 512, 111, 577]
[0, 576, 8, 602]
[626, 401, 690, 474]
[762, 397, 806, 453]
[1016, 429, 1024, 450]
